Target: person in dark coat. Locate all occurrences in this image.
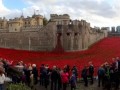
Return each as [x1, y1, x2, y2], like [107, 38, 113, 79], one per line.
[81, 66, 88, 87]
[32, 64, 38, 85]
[71, 66, 78, 82]
[43, 66, 50, 90]
[24, 68, 30, 86]
[88, 62, 94, 84]
[57, 68, 62, 90]
[50, 66, 59, 90]
[39, 64, 45, 86]
[114, 69, 119, 90]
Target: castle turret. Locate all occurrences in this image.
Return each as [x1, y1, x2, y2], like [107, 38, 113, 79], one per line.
[0, 17, 8, 30]
[8, 17, 23, 32]
[50, 14, 70, 25]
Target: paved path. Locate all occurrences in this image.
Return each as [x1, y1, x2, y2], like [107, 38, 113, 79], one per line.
[5, 79, 120, 90]
[34, 80, 108, 90]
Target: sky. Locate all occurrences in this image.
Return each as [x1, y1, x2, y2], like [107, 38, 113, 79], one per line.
[0, 0, 120, 27]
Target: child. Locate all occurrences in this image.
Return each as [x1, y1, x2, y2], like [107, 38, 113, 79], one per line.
[70, 73, 76, 90]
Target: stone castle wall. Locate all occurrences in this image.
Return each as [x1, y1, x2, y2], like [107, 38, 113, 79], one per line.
[0, 14, 108, 51]
[0, 22, 57, 51]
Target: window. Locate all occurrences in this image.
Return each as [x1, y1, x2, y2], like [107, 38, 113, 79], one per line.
[67, 33, 70, 36]
[15, 28, 17, 31]
[75, 33, 78, 36]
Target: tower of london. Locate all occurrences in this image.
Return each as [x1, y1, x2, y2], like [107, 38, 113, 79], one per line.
[0, 14, 108, 51]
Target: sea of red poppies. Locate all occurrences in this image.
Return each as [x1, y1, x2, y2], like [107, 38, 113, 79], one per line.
[0, 37, 120, 75]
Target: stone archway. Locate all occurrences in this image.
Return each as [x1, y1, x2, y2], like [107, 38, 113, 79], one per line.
[52, 33, 64, 53]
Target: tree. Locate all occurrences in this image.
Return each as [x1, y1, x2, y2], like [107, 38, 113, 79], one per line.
[43, 17, 48, 26]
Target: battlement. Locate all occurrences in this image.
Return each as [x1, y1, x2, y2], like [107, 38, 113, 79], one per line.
[50, 14, 70, 20]
[9, 17, 21, 23]
[32, 14, 43, 19]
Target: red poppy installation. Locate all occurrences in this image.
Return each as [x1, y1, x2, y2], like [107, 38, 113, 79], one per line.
[0, 37, 119, 75]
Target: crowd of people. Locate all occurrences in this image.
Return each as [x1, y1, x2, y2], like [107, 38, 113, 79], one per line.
[0, 57, 120, 90]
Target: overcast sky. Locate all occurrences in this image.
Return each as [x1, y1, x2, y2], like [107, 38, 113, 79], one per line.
[0, 0, 120, 27]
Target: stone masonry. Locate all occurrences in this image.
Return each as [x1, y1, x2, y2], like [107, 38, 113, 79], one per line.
[0, 14, 108, 51]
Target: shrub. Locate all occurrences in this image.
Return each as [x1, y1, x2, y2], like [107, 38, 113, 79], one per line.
[7, 83, 31, 90]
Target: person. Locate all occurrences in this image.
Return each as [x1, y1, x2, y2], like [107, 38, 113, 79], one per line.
[64, 65, 70, 80]
[104, 63, 111, 90]
[32, 64, 38, 85]
[30, 71, 34, 89]
[71, 66, 78, 82]
[21, 72, 26, 84]
[50, 66, 58, 90]
[61, 69, 69, 90]
[43, 66, 50, 90]
[81, 66, 88, 87]
[39, 64, 45, 86]
[70, 73, 76, 90]
[114, 69, 119, 90]
[111, 58, 116, 70]
[57, 68, 62, 90]
[97, 65, 105, 87]
[88, 62, 94, 84]
[24, 67, 30, 86]
[0, 69, 5, 90]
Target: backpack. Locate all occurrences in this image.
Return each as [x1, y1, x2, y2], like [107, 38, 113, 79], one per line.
[98, 68, 105, 76]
